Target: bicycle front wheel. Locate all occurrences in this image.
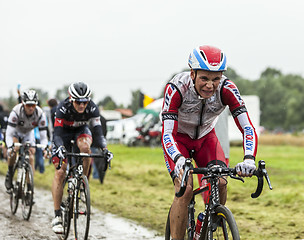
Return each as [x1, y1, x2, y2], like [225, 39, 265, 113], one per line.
[60, 178, 73, 240]
[10, 164, 20, 214]
[21, 163, 34, 220]
[200, 205, 240, 240]
[164, 208, 171, 240]
[74, 175, 91, 240]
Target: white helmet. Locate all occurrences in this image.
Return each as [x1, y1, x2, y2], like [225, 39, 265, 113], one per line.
[22, 90, 39, 105]
[68, 82, 92, 102]
[188, 45, 227, 71]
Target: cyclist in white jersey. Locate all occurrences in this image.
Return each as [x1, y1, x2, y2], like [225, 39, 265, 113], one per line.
[5, 90, 48, 191]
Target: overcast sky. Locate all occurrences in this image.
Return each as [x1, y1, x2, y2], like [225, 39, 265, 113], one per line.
[1, 0, 303, 106]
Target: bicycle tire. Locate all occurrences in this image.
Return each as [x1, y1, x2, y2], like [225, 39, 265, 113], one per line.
[200, 205, 240, 240]
[164, 208, 171, 240]
[10, 163, 20, 214]
[74, 175, 90, 240]
[61, 179, 73, 240]
[164, 207, 189, 240]
[21, 163, 34, 220]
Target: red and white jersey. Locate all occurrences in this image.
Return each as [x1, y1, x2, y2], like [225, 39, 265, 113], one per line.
[161, 71, 257, 163]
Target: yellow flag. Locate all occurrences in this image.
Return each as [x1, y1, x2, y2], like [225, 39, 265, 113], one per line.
[143, 94, 155, 107]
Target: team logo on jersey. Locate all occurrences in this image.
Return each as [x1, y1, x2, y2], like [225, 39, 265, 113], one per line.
[244, 126, 254, 151]
[40, 120, 46, 126]
[18, 120, 24, 126]
[163, 134, 176, 156]
[60, 106, 67, 114]
[224, 80, 244, 105]
[32, 121, 38, 127]
[12, 117, 17, 123]
[164, 85, 176, 111]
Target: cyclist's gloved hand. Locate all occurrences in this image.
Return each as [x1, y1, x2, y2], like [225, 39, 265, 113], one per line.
[56, 145, 66, 159]
[174, 156, 186, 178]
[236, 159, 256, 177]
[103, 148, 113, 162]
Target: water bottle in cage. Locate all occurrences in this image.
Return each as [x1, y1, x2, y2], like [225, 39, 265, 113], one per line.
[193, 212, 205, 240]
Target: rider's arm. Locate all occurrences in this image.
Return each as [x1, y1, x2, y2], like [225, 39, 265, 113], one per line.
[91, 117, 107, 149]
[161, 83, 184, 163]
[221, 79, 258, 159]
[89, 102, 107, 149]
[38, 111, 49, 146]
[5, 110, 18, 148]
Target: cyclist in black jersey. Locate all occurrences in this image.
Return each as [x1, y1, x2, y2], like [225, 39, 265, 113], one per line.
[51, 81, 112, 234]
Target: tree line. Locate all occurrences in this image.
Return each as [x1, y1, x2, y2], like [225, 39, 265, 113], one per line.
[1, 67, 303, 132]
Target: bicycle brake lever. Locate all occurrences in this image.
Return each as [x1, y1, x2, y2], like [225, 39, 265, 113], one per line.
[258, 160, 272, 190]
[251, 160, 271, 198]
[230, 175, 244, 183]
[175, 159, 192, 198]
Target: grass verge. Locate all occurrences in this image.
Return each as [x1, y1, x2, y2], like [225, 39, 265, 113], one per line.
[0, 143, 303, 239]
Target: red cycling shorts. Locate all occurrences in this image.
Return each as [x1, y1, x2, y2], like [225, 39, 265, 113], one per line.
[163, 129, 228, 179]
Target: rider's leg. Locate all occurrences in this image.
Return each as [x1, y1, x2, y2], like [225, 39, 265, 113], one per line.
[5, 137, 19, 189]
[163, 133, 193, 240]
[7, 137, 19, 167]
[77, 136, 92, 177]
[195, 129, 228, 205]
[29, 147, 36, 175]
[51, 162, 67, 214]
[170, 175, 193, 240]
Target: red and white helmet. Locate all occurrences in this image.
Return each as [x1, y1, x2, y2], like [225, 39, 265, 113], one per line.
[188, 45, 227, 71]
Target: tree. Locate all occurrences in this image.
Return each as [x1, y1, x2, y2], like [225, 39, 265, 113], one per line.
[55, 85, 69, 101]
[128, 89, 143, 114]
[260, 67, 282, 78]
[98, 96, 117, 110]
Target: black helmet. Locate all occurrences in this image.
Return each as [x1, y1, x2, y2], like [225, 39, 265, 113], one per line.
[68, 82, 92, 102]
[22, 90, 39, 104]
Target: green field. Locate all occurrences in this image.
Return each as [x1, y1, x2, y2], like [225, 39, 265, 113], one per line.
[1, 144, 304, 239]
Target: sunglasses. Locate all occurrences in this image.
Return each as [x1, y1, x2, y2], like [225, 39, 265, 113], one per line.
[75, 100, 89, 105]
[25, 104, 36, 108]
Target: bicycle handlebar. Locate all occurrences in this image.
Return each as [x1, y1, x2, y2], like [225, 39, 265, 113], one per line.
[13, 142, 47, 149]
[56, 150, 112, 170]
[175, 159, 272, 198]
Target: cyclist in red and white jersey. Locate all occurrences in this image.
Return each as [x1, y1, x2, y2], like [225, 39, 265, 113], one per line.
[161, 45, 258, 239]
[4, 90, 48, 191]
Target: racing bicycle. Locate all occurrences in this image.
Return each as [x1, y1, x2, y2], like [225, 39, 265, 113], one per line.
[57, 145, 112, 240]
[9, 141, 46, 220]
[165, 159, 272, 240]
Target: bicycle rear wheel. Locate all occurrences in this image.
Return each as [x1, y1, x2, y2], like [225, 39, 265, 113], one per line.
[74, 175, 90, 240]
[200, 205, 240, 240]
[21, 163, 34, 220]
[10, 164, 20, 214]
[61, 179, 73, 240]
